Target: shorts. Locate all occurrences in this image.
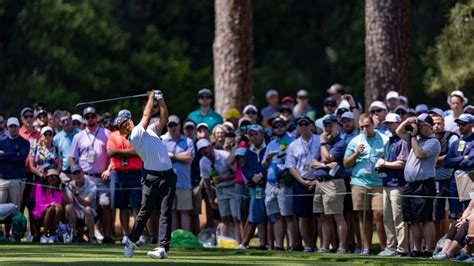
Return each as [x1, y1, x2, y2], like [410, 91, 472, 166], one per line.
[433, 179, 450, 221]
[402, 178, 436, 223]
[0, 178, 25, 207]
[249, 187, 266, 224]
[292, 179, 315, 218]
[173, 189, 193, 211]
[351, 185, 383, 211]
[87, 175, 111, 207]
[265, 182, 293, 217]
[216, 184, 238, 218]
[110, 170, 141, 209]
[75, 205, 98, 220]
[313, 179, 346, 215]
[192, 186, 203, 216]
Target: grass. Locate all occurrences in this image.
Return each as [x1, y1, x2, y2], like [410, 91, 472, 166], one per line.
[0, 243, 467, 265]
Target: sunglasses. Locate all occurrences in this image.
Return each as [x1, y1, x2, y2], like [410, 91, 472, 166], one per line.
[457, 122, 467, 127]
[61, 117, 72, 124]
[245, 111, 257, 115]
[84, 115, 96, 120]
[47, 175, 59, 179]
[370, 109, 383, 114]
[168, 123, 178, 128]
[72, 171, 82, 175]
[325, 104, 336, 108]
[23, 115, 34, 119]
[8, 125, 18, 128]
[184, 126, 195, 130]
[199, 95, 212, 99]
[43, 132, 53, 137]
[73, 121, 81, 126]
[273, 123, 286, 129]
[298, 122, 310, 127]
[360, 125, 371, 129]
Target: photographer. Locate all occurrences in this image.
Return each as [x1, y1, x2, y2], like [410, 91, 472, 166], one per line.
[396, 114, 441, 257]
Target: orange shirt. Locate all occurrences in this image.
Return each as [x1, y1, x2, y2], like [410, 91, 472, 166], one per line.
[107, 131, 143, 171]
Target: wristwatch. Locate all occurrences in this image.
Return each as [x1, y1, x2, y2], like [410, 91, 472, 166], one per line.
[320, 142, 328, 146]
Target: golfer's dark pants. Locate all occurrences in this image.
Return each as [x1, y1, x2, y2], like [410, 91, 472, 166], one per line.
[129, 169, 176, 251]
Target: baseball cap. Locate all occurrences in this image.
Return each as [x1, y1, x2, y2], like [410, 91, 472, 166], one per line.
[322, 115, 338, 124]
[196, 139, 212, 151]
[447, 90, 468, 105]
[167, 115, 180, 126]
[455, 113, 474, 123]
[114, 116, 129, 129]
[398, 95, 409, 105]
[417, 113, 434, 126]
[20, 107, 33, 117]
[196, 123, 209, 130]
[40, 126, 54, 135]
[83, 107, 96, 117]
[71, 165, 83, 174]
[34, 109, 47, 118]
[234, 147, 247, 158]
[247, 124, 264, 133]
[428, 108, 444, 118]
[327, 83, 344, 94]
[415, 104, 428, 114]
[368, 101, 388, 113]
[223, 121, 235, 131]
[406, 108, 416, 115]
[272, 118, 287, 127]
[323, 97, 337, 106]
[45, 169, 59, 177]
[383, 113, 401, 123]
[71, 114, 83, 123]
[243, 105, 258, 114]
[183, 120, 196, 129]
[266, 89, 278, 99]
[281, 96, 294, 104]
[386, 91, 399, 101]
[198, 88, 212, 96]
[297, 90, 309, 98]
[394, 105, 408, 113]
[464, 105, 474, 112]
[294, 115, 313, 125]
[117, 109, 132, 119]
[340, 111, 355, 120]
[223, 108, 241, 120]
[7, 117, 20, 127]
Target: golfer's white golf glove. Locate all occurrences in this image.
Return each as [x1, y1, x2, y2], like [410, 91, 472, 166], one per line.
[154, 90, 164, 101]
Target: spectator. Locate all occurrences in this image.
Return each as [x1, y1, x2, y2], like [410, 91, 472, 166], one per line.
[428, 108, 459, 239]
[396, 113, 441, 257]
[0, 114, 8, 141]
[63, 165, 98, 243]
[385, 91, 400, 112]
[223, 132, 237, 153]
[281, 96, 295, 111]
[187, 88, 224, 132]
[315, 97, 337, 131]
[444, 114, 474, 217]
[162, 115, 195, 232]
[196, 123, 211, 141]
[105, 113, 143, 244]
[54, 111, 80, 180]
[0, 117, 30, 240]
[223, 108, 241, 130]
[239, 125, 268, 250]
[261, 118, 296, 251]
[312, 115, 348, 254]
[375, 113, 409, 256]
[30, 126, 62, 179]
[464, 105, 474, 115]
[68, 106, 112, 243]
[183, 119, 197, 140]
[33, 109, 48, 131]
[327, 83, 345, 105]
[52, 110, 64, 134]
[223, 121, 235, 135]
[398, 96, 409, 108]
[340, 112, 359, 143]
[394, 105, 410, 122]
[368, 101, 388, 134]
[415, 104, 429, 115]
[261, 89, 281, 122]
[197, 139, 239, 242]
[343, 113, 388, 255]
[242, 105, 259, 125]
[445, 91, 468, 134]
[212, 124, 228, 150]
[293, 90, 315, 120]
[71, 114, 84, 130]
[278, 107, 296, 137]
[33, 169, 63, 244]
[286, 115, 320, 252]
[100, 112, 115, 132]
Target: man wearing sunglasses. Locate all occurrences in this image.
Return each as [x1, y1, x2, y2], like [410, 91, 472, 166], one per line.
[315, 97, 337, 131]
[187, 88, 223, 133]
[0, 113, 8, 141]
[368, 101, 389, 134]
[54, 111, 80, 180]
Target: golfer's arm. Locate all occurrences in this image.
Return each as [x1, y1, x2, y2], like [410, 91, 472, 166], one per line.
[154, 98, 168, 135]
[139, 93, 155, 129]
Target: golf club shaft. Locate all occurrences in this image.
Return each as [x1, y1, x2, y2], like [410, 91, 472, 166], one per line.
[75, 93, 148, 109]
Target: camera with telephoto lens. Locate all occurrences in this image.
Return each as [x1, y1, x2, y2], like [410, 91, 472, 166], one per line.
[405, 124, 415, 132]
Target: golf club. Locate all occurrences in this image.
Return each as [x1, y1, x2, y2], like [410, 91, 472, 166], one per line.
[75, 93, 148, 110]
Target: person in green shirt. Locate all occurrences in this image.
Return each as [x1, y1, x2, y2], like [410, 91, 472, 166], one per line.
[187, 89, 224, 132]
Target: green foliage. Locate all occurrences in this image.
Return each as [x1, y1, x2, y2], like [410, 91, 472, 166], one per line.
[424, 0, 474, 95]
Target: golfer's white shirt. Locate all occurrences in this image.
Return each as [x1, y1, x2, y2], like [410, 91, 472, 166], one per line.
[129, 123, 172, 171]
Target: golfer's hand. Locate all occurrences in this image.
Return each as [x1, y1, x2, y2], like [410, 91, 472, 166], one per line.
[147, 91, 155, 99]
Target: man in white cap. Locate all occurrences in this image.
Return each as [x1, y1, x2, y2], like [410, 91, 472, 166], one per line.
[375, 113, 409, 257]
[0, 117, 30, 240]
[385, 91, 400, 112]
[261, 89, 281, 122]
[242, 104, 259, 124]
[120, 90, 176, 259]
[293, 89, 315, 119]
[445, 90, 469, 134]
[368, 101, 389, 134]
[71, 114, 84, 130]
[187, 88, 223, 132]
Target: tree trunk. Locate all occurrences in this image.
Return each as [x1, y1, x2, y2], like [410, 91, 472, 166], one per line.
[364, 0, 409, 110]
[213, 0, 253, 115]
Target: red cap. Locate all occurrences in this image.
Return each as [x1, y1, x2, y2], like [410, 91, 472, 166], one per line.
[281, 96, 294, 104]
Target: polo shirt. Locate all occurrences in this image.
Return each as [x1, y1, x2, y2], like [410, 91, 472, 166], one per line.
[107, 130, 143, 171]
[313, 135, 347, 180]
[344, 131, 389, 187]
[66, 177, 97, 212]
[285, 134, 320, 180]
[69, 127, 110, 174]
[444, 133, 474, 171]
[187, 108, 224, 132]
[404, 135, 441, 182]
[129, 124, 172, 172]
[163, 135, 195, 189]
[264, 134, 294, 183]
[53, 128, 80, 172]
[381, 135, 409, 187]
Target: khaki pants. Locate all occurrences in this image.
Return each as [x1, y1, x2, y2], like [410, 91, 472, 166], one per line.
[383, 186, 408, 253]
[0, 179, 25, 208]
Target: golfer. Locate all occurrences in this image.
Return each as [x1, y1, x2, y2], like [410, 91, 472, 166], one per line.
[120, 90, 177, 259]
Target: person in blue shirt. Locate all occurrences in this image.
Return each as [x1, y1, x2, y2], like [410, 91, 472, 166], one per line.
[261, 118, 296, 251]
[53, 111, 80, 179]
[187, 89, 224, 133]
[239, 125, 268, 250]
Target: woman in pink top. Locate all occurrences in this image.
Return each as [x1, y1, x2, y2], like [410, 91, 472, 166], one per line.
[33, 169, 64, 244]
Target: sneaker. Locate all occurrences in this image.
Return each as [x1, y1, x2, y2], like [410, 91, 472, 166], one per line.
[378, 248, 397, 256]
[303, 247, 315, 253]
[317, 248, 331, 253]
[102, 236, 115, 244]
[94, 229, 104, 241]
[237, 244, 248, 250]
[26, 233, 34, 243]
[40, 235, 49, 244]
[90, 237, 98, 244]
[360, 249, 371, 256]
[124, 239, 137, 258]
[147, 247, 168, 259]
[410, 251, 422, 257]
[432, 252, 450, 260]
[423, 251, 433, 258]
[336, 248, 349, 254]
[137, 235, 147, 246]
[453, 252, 471, 261]
[47, 236, 55, 244]
[354, 248, 362, 254]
